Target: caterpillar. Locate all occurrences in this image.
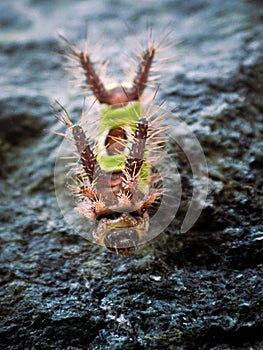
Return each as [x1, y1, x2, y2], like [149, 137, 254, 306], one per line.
[55, 30, 170, 255]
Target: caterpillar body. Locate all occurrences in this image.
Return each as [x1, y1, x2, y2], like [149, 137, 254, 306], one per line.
[56, 32, 168, 255]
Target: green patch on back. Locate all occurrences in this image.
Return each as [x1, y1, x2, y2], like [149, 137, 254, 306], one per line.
[99, 102, 142, 131]
[96, 101, 149, 193]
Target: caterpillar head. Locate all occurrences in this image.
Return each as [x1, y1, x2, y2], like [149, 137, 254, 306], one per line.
[93, 212, 149, 256]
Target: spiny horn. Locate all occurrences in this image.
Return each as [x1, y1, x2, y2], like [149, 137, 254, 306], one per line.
[72, 125, 96, 183]
[128, 47, 155, 101]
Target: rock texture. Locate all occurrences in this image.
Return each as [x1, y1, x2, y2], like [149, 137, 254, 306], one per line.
[0, 0, 262, 349]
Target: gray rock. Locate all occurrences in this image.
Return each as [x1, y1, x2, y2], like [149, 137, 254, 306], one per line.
[0, 0, 262, 349]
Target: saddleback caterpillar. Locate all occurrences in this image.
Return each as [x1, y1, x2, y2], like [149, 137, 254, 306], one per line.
[55, 30, 170, 255]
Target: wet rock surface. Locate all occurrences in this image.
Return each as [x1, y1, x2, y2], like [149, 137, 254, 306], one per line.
[0, 0, 262, 349]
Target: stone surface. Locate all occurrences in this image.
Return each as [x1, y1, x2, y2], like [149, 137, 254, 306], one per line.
[0, 0, 262, 349]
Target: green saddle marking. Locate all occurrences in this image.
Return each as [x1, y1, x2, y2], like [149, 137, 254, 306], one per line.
[97, 102, 149, 193]
[99, 102, 142, 131]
